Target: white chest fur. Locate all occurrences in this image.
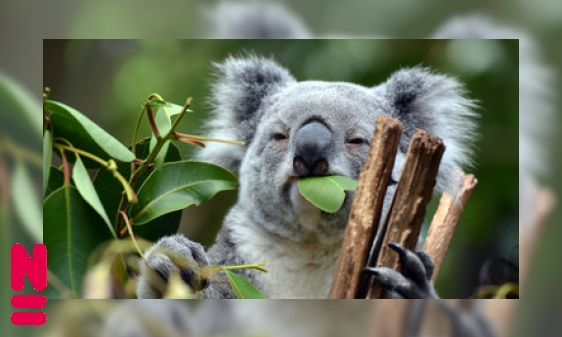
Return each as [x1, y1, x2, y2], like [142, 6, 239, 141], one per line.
[231, 225, 341, 299]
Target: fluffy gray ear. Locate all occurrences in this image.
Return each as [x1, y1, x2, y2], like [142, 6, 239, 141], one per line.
[196, 56, 296, 173]
[374, 67, 478, 196]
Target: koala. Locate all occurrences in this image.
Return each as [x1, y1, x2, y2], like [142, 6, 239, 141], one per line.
[136, 55, 477, 299]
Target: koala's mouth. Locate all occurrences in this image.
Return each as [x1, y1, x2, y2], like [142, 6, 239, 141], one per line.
[284, 175, 347, 216]
[282, 175, 352, 240]
[287, 177, 317, 214]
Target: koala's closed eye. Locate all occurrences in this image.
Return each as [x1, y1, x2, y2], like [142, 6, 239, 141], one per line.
[346, 137, 368, 146]
[273, 132, 289, 141]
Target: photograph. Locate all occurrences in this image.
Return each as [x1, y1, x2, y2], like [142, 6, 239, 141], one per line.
[42, 39, 518, 301]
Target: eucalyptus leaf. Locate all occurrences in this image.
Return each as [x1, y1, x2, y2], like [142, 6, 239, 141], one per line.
[43, 129, 53, 195]
[45, 167, 65, 197]
[44, 100, 135, 166]
[297, 175, 358, 213]
[93, 139, 183, 239]
[148, 99, 188, 117]
[164, 101, 190, 116]
[149, 104, 172, 169]
[131, 161, 237, 225]
[43, 186, 112, 298]
[72, 155, 116, 238]
[147, 98, 191, 169]
[154, 103, 172, 135]
[11, 160, 42, 242]
[224, 270, 267, 299]
[130, 212, 183, 242]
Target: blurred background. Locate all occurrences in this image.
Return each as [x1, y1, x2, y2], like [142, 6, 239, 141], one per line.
[1, 0, 561, 336]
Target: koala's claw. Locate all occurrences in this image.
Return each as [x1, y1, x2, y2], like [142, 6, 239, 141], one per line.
[137, 234, 210, 298]
[363, 243, 438, 299]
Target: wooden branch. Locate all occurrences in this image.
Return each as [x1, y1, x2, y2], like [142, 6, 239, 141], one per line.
[329, 116, 402, 299]
[423, 174, 478, 283]
[368, 129, 445, 299]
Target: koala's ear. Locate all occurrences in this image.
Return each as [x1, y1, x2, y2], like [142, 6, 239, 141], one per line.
[374, 67, 479, 196]
[197, 56, 296, 173]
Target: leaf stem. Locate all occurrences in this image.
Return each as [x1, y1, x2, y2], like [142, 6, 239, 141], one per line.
[212, 262, 268, 273]
[42, 88, 51, 135]
[119, 211, 145, 260]
[145, 94, 166, 140]
[113, 169, 137, 204]
[54, 142, 109, 167]
[54, 142, 137, 204]
[174, 132, 245, 146]
[59, 149, 71, 186]
[145, 102, 161, 139]
[169, 97, 193, 132]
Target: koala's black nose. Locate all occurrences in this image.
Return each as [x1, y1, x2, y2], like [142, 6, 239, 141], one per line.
[293, 121, 332, 177]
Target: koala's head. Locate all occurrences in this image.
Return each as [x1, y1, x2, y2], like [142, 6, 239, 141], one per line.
[198, 55, 477, 245]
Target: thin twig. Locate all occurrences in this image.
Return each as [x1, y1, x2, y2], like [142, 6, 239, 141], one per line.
[120, 211, 145, 260]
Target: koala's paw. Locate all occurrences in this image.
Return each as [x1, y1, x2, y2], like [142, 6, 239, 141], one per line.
[364, 243, 438, 299]
[136, 234, 210, 299]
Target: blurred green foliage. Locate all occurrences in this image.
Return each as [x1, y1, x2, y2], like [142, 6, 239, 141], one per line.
[0, 74, 43, 337]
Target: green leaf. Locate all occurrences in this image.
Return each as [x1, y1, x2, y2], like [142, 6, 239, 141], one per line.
[224, 270, 267, 299]
[93, 139, 183, 240]
[148, 99, 189, 117]
[154, 102, 172, 135]
[165, 102, 190, 116]
[44, 100, 135, 167]
[147, 98, 191, 170]
[43, 186, 112, 298]
[131, 161, 237, 225]
[297, 175, 358, 213]
[11, 160, 42, 242]
[43, 129, 53, 195]
[129, 211, 182, 242]
[72, 155, 116, 238]
[45, 167, 65, 197]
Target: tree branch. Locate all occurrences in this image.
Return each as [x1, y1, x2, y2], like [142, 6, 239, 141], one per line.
[329, 116, 402, 299]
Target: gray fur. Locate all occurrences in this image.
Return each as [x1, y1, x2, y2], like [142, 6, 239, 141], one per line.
[138, 55, 477, 299]
[197, 55, 296, 174]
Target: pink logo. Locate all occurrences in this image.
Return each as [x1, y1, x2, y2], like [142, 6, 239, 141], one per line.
[11, 243, 47, 325]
